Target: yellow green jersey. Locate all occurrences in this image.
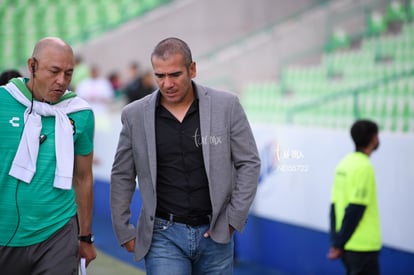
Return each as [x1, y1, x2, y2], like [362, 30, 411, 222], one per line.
[331, 152, 381, 251]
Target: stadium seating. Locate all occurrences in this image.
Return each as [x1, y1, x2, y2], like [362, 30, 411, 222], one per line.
[409, 0, 414, 21]
[242, 4, 414, 133]
[326, 28, 352, 52]
[0, 0, 171, 72]
[386, 0, 408, 23]
[366, 11, 388, 36]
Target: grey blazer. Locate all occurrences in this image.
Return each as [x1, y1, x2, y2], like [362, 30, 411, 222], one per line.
[110, 82, 261, 261]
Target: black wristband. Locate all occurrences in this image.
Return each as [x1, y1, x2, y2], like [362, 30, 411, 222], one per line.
[78, 233, 94, 244]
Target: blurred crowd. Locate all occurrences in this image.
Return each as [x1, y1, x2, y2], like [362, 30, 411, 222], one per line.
[70, 56, 156, 114]
[1, 55, 157, 115]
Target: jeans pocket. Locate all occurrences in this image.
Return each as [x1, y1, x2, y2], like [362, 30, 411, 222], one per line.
[153, 217, 171, 231]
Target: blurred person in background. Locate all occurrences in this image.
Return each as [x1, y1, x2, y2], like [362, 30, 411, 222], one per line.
[76, 65, 114, 115]
[138, 69, 156, 97]
[0, 69, 22, 85]
[0, 37, 96, 274]
[70, 55, 89, 91]
[123, 62, 155, 103]
[328, 119, 381, 275]
[108, 71, 124, 100]
[110, 37, 261, 275]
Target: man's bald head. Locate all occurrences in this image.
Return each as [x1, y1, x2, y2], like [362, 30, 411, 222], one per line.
[32, 37, 73, 60]
[26, 37, 76, 102]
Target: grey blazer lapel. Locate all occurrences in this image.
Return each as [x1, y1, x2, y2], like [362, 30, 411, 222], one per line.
[198, 85, 211, 178]
[144, 92, 158, 189]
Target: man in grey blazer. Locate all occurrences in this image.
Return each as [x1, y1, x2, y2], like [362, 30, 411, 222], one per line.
[110, 37, 260, 275]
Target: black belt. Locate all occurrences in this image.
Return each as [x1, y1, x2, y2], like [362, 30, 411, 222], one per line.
[155, 210, 210, 226]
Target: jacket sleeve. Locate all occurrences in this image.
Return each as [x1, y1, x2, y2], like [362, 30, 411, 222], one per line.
[110, 108, 138, 245]
[227, 96, 261, 232]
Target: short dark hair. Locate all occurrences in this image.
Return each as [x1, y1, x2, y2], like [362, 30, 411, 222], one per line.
[151, 37, 193, 67]
[0, 69, 22, 85]
[350, 119, 378, 149]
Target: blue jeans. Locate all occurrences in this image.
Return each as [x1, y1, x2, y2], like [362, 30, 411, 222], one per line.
[145, 217, 234, 275]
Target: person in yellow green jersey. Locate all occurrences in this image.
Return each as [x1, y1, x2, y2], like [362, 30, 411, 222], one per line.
[327, 119, 381, 275]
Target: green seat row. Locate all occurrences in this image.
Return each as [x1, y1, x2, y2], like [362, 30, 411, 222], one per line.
[242, 19, 414, 133]
[0, 0, 171, 72]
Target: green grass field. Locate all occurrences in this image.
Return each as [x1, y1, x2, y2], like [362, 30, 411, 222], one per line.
[87, 249, 146, 275]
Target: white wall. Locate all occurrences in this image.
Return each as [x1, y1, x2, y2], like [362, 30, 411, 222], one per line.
[251, 124, 414, 253]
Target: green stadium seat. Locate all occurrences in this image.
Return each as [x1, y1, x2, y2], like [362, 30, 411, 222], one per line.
[408, 0, 414, 21]
[123, 0, 145, 19]
[358, 93, 374, 118]
[62, 3, 80, 42]
[55, 3, 68, 39]
[104, 1, 123, 27]
[386, 0, 407, 24]
[326, 28, 351, 52]
[141, 0, 165, 12]
[33, 4, 47, 39]
[367, 11, 388, 36]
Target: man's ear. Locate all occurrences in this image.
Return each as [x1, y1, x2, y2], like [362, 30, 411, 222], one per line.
[28, 57, 37, 78]
[190, 61, 196, 79]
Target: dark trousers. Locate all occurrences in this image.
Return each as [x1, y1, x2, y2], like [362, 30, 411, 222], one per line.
[342, 250, 380, 275]
[0, 216, 79, 275]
